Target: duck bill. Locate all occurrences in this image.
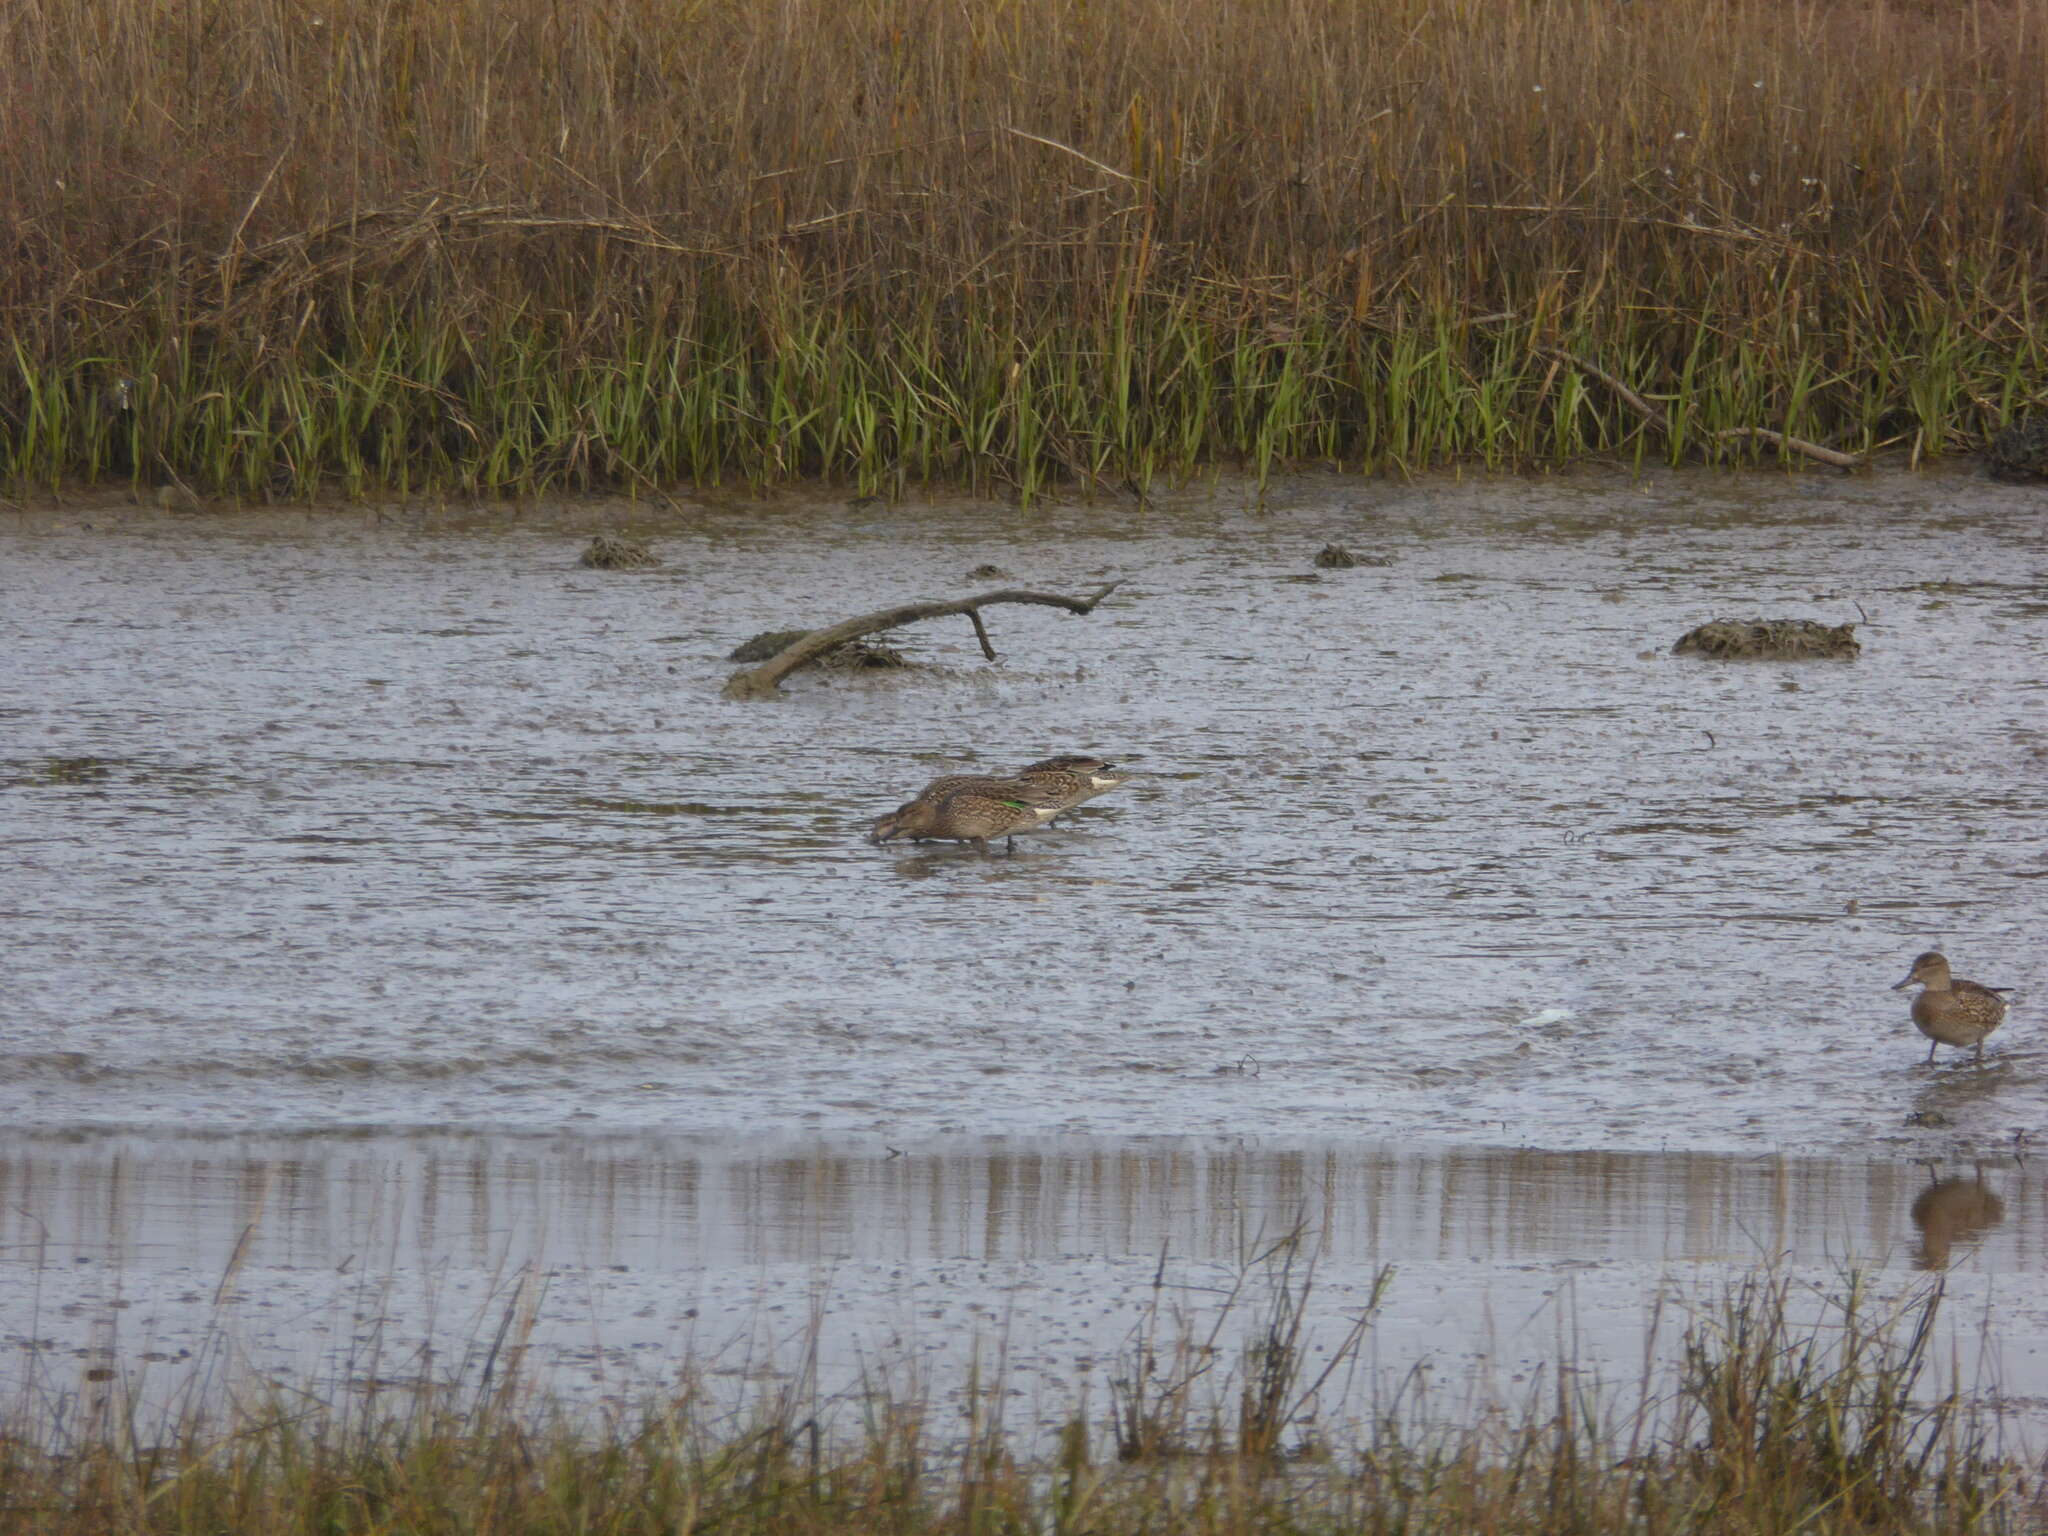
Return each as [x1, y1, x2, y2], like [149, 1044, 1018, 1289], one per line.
[1891, 974, 1916, 991]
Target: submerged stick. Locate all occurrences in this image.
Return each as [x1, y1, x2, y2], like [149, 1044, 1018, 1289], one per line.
[722, 582, 1124, 699]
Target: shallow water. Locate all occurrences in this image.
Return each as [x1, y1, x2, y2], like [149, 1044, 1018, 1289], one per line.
[2, 1132, 2039, 1440]
[4, 468, 2042, 1152]
[4, 467, 2046, 1429]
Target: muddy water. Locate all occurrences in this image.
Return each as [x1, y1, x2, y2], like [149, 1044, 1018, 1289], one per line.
[1, 1134, 2039, 1438]
[5, 468, 2043, 1149]
[2, 467, 2045, 1425]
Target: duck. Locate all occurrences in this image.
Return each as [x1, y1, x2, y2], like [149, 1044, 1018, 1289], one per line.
[1892, 950, 2011, 1063]
[868, 771, 1040, 845]
[871, 755, 1130, 843]
[891, 770, 1026, 809]
[1014, 755, 1131, 819]
[869, 782, 1061, 855]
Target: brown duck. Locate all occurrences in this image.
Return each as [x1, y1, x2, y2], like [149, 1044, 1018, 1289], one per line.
[1892, 951, 2011, 1063]
[871, 755, 1129, 843]
[870, 782, 1061, 855]
[1014, 755, 1130, 820]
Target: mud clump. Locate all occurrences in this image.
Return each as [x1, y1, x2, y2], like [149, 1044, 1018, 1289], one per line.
[1673, 619, 1860, 661]
[41, 756, 114, 783]
[726, 629, 908, 669]
[1313, 544, 1395, 569]
[1985, 416, 2048, 483]
[579, 533, 661, 569]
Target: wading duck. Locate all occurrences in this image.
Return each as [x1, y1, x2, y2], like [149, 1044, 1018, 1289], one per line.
[871, 755, 1129, 843]
[869, 783, 1061, 855]
[1015, 755, 1130, 819]
[1893, 951, 2011, 1063]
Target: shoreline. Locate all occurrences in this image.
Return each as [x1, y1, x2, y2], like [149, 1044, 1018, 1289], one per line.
[0, 452, 2025, 526]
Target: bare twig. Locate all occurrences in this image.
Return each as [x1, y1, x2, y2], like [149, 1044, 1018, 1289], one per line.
[196, 197, 815, 328]
[1534, 343, 1865, 470]
[965, 608, 997, 660]
[746, 128, 995, 186]
[1532, 344, 1670, 431]
[1466, 202, 1796, 253]
[218, 145, 292, 309]
[1005, 125, 1138, 185]
[722, 582, 1125, 699]
[1711, 426, 1865, 470]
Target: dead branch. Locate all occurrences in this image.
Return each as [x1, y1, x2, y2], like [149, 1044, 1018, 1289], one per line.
[194, 196, 817, 329]
[1709, 426, 1866, 470]
[721, 582, 1124, 700]
[1533, 344, 1865, 471]
[1534, 345, 1671, 431]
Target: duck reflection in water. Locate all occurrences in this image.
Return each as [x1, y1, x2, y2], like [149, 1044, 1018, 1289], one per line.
[1909, 1167, 2005, 1271]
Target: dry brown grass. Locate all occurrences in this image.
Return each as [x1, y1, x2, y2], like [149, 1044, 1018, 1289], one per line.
[0, 1266, 2035, 1535]
[4, 0, 2045, 495]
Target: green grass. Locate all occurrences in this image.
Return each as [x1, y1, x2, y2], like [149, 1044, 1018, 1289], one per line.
[4, 0, 2047, 499]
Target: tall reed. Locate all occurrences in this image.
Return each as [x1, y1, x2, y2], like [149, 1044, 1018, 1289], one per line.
[4, 0, 2045, 497]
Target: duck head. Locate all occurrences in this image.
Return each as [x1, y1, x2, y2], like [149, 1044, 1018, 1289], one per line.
[1893, 951, 1951, 991]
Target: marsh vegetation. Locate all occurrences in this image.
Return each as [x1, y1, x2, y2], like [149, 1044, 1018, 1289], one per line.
[5, 0, 2046, 498]
[1, 1262, 2030, 1536]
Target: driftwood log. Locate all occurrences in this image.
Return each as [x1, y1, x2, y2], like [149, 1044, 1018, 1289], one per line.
[721, 581, 1124, 699]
